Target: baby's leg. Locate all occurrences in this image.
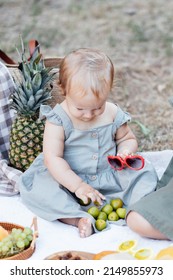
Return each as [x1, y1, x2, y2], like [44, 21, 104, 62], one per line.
[59, 218, 93, 238]
[126, 211, 169, 240]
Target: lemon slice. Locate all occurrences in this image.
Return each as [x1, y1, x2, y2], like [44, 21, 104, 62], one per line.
[134, 248, 154, 260]
[118, 240, 137, 252]
[155, 246, 173, 260]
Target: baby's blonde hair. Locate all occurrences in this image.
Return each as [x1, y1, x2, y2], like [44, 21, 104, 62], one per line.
[59, 48, 114, 98]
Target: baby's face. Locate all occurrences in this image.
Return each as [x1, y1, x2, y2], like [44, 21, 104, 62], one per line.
[66, 93, 107, 122]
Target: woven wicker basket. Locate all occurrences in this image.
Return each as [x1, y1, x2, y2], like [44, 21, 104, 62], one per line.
[0, 217, 38, 260]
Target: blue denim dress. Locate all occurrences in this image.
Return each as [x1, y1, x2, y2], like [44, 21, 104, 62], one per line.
[19, 104, 158, 230]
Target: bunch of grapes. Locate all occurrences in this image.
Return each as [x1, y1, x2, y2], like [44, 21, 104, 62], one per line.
[0, 227, 33, 259]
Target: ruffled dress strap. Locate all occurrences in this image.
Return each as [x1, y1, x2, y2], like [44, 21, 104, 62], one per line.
[112, 105, 131, 134]
[40, 104, 73, 139]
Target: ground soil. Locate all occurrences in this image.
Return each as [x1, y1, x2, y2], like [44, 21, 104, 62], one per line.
[0, 0, 173, 152]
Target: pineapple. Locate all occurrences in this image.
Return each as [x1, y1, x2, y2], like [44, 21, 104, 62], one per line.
[8, 40, 55, 171]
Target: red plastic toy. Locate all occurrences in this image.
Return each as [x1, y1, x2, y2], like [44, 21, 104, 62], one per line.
[107, 155, 145, 171]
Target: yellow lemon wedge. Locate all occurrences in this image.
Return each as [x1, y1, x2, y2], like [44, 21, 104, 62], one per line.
[155, 246, 173, 260]
[118, 240, 137, 252]
[133, 248, 154, 260]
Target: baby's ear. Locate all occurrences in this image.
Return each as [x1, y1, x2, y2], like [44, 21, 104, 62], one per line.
[57, 82, 66, 97]
[57, 79, 61, 87]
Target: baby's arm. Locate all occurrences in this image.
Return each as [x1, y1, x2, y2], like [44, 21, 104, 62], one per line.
[43, 120, 105, 205]
[115, 123, 138, 158]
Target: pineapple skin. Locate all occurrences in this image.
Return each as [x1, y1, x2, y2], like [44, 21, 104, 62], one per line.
[9, 116, 45, 171]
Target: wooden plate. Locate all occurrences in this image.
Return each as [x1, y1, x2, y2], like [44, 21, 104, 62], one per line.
[44, 251, 94, 260]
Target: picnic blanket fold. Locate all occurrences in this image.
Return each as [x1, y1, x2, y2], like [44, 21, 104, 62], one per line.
[0, 61, 21, 195]
[0, 159, 22, 195]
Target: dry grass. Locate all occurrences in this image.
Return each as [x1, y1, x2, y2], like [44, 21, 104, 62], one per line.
[0, 0, 173, 151]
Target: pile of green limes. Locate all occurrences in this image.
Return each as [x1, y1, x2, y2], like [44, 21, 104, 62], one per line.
[87, 198, 126, 231]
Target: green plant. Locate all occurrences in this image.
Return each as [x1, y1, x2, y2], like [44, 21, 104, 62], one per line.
[131, 120, 151, 136]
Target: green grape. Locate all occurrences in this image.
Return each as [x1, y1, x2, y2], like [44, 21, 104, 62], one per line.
[24, 227, 33, 235]
[24, 238, 30, 247]
[12, 229, 22, 237]
[20, 232, 27, 239]
[6, 241, 13, 249]
[16, 240, 25, 249]
[2, 236, 10, 243]
[1, 245, 9, 253]
[13, 233, 19, 240]
[16, 237, 23, 242]
[0, 226, 33, 258]
[11, 228, 17, 234]
[26, 234, 33, 242]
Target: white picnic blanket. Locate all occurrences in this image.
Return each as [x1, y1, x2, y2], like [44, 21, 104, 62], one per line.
[0, 150, 173, 260]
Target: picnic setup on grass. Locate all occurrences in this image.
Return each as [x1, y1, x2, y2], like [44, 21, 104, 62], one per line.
[0, 39, 173, 260]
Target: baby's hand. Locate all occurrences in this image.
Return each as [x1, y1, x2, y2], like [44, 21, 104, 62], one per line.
[75, 182, 105, 206]
[117, 149, 133, 159]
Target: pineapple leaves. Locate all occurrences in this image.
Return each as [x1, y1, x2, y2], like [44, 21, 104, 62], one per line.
[22, 63, 31, 82]
[25, 80, 33, 96]
[29, 45, 40, 64]
[33, 53, 42, 66]
[11, 92, 27, 111]
[11, 37, 55, 116]
[41, 73, 54, 88]
[32, 73, 42, 92]
[27, 95, 35, 109]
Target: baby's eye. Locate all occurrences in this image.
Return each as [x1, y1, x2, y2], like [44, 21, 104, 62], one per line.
[76, 108, 83, 111]
[94, 107, 102, 111]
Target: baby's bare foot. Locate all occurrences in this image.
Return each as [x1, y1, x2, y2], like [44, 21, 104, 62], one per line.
[78, 218, 93, 238]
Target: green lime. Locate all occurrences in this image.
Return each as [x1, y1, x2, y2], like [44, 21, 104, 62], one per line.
[110, 198, 123, 210]
[95, 219, 107, 231]
[97, 211, 107, 221]
[87, 206, 100, 219]
[101, 204, 113, 215]
[108, 211, 119, 221]
[116, 208, 126, 219]
[94, 201, 101, 206]
[79, 198, 91, 206]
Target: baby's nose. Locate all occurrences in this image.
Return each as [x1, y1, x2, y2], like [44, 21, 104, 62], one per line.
[84, 111, 93, 118]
